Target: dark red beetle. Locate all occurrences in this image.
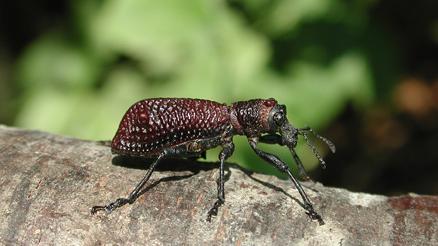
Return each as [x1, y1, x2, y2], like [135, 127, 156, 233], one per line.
[91, 98, 335, 224]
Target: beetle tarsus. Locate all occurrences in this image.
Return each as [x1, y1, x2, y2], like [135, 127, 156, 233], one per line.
[206, 199, 224, 222]
[90, 206, 105, 214]
[91, 197, 134, 215]
[304, 204, 325, 225]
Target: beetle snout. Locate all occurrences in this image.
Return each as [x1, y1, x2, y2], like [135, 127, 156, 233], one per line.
[279, 122, 299, 148]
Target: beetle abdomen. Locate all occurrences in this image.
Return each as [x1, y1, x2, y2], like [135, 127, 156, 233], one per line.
[111, 98, 230, 156]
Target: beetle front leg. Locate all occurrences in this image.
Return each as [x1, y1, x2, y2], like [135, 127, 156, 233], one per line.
[206, 140, 234, 222]
[259, 134, 310, 180]
[248, 137, 324, 225]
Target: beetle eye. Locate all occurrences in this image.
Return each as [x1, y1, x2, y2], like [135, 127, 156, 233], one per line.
[273, 112, 285, 125]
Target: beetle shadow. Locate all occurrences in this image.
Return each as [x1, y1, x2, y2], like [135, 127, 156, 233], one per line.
[112, 155, 217, 173]
[111, 155, 232, 198]
[225, 162, 321, 211]
[111, 155, 318, 211]
[224, 163, 301, 206]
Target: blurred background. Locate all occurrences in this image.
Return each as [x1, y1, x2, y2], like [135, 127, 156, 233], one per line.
[1, 0, 437, 195]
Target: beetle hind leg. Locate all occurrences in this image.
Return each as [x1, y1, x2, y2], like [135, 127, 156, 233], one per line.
[91, 152, 167, 214]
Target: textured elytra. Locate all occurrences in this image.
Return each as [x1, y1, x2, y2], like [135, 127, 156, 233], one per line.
[111, 98, 231, 156]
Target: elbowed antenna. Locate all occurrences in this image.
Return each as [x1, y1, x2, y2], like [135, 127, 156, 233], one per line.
[297, 126, 336, 169]
[279, 122, 335, 177]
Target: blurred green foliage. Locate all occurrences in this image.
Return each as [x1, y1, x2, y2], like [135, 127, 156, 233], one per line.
[14, 0, 396, 174]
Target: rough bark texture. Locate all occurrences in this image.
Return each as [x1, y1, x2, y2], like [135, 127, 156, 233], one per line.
[0, 125, 437, 245]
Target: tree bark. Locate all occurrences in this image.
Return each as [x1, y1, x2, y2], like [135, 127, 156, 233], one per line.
[0, 125, 437, 245]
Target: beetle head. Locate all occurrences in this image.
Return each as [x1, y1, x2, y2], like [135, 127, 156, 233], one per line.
[268, 104, 298, 147]
[268, 104, 336, 169]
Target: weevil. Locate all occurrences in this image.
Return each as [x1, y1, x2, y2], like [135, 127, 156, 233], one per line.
[91, 98, 335, 224]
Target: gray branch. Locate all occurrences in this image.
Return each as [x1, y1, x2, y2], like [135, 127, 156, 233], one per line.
[0, 125, 436, 245]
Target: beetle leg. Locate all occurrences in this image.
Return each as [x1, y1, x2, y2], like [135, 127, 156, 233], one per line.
[92, 138, 218, 215]
[289, 148, 311, 181]
[259, 134, 310, 180]
[207, 139, 234, 222]
[248, 137, 324, 225]
[91, 150, 169, 214]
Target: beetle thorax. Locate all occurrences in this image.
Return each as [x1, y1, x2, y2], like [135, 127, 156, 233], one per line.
[230, 99, 278, 137]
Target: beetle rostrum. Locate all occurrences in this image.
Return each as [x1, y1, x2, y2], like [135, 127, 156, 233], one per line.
[91, 98, 335, 225]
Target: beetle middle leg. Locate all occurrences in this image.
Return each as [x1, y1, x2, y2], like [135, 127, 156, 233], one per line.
[249, 137, 324, 225]
[206, 139, 234, 222]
